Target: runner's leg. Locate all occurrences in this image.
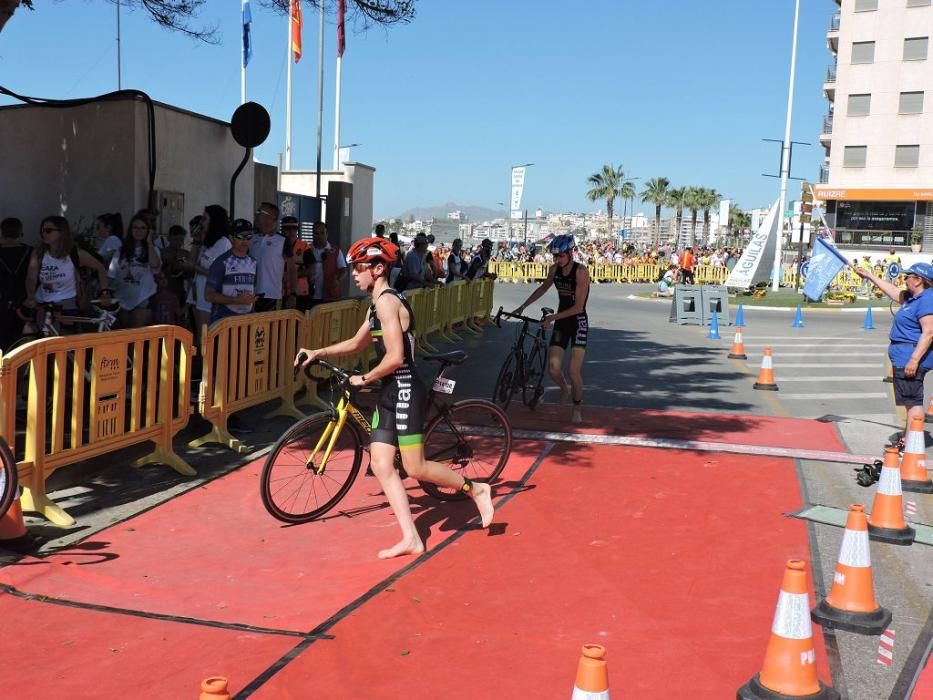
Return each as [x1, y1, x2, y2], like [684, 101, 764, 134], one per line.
[400, 447, 494, 528]
[568, 346, 585, 422]
[369, 440, 424, 559]
[548, 345, 570, 402]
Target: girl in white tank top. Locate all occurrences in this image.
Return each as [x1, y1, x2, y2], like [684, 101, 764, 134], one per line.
[35, 251, 78, 304]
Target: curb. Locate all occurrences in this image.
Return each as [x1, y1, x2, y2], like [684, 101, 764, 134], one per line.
[626, 294, 888, 313]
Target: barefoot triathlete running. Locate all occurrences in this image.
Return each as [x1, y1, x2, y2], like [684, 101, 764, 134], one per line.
[295, 236, 494, 559]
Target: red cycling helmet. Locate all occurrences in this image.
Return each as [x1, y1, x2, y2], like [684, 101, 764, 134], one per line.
[346, 236, 399, 266]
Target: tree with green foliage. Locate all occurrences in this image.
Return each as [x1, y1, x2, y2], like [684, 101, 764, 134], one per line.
[585, 164, 627, 241]
[697, 188, 721, 245]
[683, 187, 703, 248]
[640, 177, 670, 247]
[665, 187, 687, 248]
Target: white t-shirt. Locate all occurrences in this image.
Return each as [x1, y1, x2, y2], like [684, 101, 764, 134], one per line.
[250, 233, 287, 300]
[36, 251, 78, 303]
[109, 245, 160, 311]
[308, 243, 347, 300]
[97, 235, 123, 265]
[189, 237, 232, 312]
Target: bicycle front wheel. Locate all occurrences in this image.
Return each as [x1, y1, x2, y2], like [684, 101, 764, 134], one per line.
[492, 351, 520, 409]
[522, 339, 547, 409]
[0, 437, 17, 521]
[420, 399, 513, 501]
[260, 413, 364, 523]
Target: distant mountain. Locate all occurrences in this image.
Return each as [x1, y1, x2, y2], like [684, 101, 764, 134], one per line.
[392, 202, 507, 223]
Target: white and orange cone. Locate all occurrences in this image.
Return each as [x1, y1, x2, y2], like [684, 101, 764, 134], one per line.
[0, 493, 37, 555]
[738, 560, 839, 700]
[200, 677, 230, 700]
[900, 416, 933, 493]
[868, 453, 916, 546]
[571, 644, 609, 700]
[753, 347, 778, 391]
[811, 504, 891, 635]
[728, 329, 748, 360]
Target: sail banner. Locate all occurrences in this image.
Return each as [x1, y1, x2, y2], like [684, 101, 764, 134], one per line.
[725, 199, 779, 289]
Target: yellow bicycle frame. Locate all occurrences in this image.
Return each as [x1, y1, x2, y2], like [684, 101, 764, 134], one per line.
[308, 390, 372, 475]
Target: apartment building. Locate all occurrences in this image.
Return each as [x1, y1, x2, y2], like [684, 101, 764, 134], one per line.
[815, 0, 933, 252]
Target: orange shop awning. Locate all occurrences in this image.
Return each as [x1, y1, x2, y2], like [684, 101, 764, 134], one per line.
[813, 186, 933, 201]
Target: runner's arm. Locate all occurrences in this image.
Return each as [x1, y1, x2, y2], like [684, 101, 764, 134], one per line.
[297, 319, 372, 366]
[23, 252, 39, 305]
[514, 265, 556, 313]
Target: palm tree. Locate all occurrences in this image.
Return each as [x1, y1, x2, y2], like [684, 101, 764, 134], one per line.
[697, 188, 722, 246]
[665, 187, 687, 247]
[684, 186, 703, 248]
[728, 206, 751, 234]
[586, 164, 626, 239]
[641, 177, 670, 247]
[619, 180, 637, 231]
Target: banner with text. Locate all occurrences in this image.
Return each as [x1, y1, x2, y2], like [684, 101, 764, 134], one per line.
[510, 166, 526, 219]
[725, 199, 779, 289]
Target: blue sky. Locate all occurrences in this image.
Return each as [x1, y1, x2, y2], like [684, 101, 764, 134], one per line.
[0, 0, 834, 219]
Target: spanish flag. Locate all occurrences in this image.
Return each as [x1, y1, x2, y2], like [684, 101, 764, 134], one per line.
[291, 0, 303, 63]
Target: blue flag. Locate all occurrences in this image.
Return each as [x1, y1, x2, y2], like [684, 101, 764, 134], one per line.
[242, 0, 253, 68]
[803, 236, 849, 301]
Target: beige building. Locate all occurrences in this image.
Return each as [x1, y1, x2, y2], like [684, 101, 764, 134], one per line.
[815, 0, 933, 252]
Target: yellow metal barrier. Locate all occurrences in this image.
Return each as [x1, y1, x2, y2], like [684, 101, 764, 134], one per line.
[695, 265, 729, 285]
[445, 280, 480, 337]
[191, 310, 305, 453]
[0, 326, 194, 526]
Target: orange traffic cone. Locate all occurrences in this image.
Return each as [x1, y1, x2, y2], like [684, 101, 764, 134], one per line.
[728, 329, 748, 360]
[753, 347, 778, 391]
[0, 494, 37, 554]
[868, 452, 916, 545]
[200, 677, 230, 700]
[571, 644, 609, 700]
[901, 416, 933, 493]
[739, 560, 838, 700]
[811, 504, 891, 635]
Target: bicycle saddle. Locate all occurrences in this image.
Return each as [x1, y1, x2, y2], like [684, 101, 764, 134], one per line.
[422, 350, 467, 365]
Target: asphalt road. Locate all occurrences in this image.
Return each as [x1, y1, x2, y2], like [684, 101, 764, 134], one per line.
[9, 281, 933, 699]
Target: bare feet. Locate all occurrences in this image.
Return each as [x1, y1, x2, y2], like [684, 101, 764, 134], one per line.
[470, 482, 495, 528]
[377, 535, 425, 560]
[571, 405, 583, 423]
[559, 385, 572, 403]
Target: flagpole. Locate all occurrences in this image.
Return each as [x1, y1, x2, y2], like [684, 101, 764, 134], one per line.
[333, 54, 342, 170]
[240, 0, 247, 105]
[315, 0, 325, 198]
[772, 0, 800, 291]
[116, 0, 122, 90]
[285, 0, 294, 170]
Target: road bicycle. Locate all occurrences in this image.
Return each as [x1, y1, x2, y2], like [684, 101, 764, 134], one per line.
[491, 306, 552, 410]
[260, 351, 513, 524]
[0, 435, 16, 522]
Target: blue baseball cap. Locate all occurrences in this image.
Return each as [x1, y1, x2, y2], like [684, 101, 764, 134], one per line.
[904, 262, 933, 281]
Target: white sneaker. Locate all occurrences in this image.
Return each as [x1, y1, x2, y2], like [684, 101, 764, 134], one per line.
[571, 406, 583, 424]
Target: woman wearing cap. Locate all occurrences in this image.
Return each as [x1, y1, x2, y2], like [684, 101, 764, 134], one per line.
[295, 237, 494, 559]
[853, 261, 933, 445]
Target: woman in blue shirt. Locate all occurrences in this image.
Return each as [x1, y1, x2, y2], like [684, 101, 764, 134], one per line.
[853, 262, 933, 446]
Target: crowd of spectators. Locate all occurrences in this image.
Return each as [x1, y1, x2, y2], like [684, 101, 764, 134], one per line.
[0, 209, 505, 353]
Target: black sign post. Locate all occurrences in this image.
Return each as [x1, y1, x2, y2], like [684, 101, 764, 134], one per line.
[229, 102, 271, 219]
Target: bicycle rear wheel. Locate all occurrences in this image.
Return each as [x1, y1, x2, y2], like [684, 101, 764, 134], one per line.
[420, 399, 513, 501]
[522, 339, 547, 409]
[0, 436, 17, 520]
[492, 351, 520, 409]
[260, 413, 364, 523]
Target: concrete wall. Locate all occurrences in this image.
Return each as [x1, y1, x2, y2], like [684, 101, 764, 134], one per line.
[0, 98, 255, 244]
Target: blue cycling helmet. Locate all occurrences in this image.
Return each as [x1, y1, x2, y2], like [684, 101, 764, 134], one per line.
[548, 234, 575, 254]
[904, 262, 933, 282]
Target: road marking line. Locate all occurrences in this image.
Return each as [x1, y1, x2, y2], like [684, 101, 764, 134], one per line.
[773, 376, 883, 382]
[745, 353, 881, 357]
[504, 427, 876, 464]
[792, 504, 932, 545]
[741, 336, 884, 340]
[744, 343, 886, 348]
[772, 363, 880, 368]
[779, 392, 889, 400]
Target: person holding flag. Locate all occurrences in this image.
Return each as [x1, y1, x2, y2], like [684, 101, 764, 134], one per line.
[852, 261, 933, 447]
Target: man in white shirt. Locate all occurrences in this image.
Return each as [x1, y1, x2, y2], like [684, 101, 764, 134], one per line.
[251, 201, 296, 311]
[305, 221, 348, 307]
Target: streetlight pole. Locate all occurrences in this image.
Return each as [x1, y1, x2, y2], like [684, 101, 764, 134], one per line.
[772, 0, 801, 291]
[508, 162, 533, 242]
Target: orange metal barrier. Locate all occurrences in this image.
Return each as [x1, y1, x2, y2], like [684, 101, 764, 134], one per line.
[0, 326, 194, 526]
[191, 310, 305, 453]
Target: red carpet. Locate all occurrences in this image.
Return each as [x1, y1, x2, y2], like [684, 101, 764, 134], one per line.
[0, 589, 297, 699]
[914, 656, 933, 699]
[0, 442, 546, 633]
[249, 443, 829, 699]
[506, 404, 848, 451]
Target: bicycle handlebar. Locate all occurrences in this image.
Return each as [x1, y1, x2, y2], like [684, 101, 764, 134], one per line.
[294, 353, 362, 385]
[494, 306, 552, 328]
